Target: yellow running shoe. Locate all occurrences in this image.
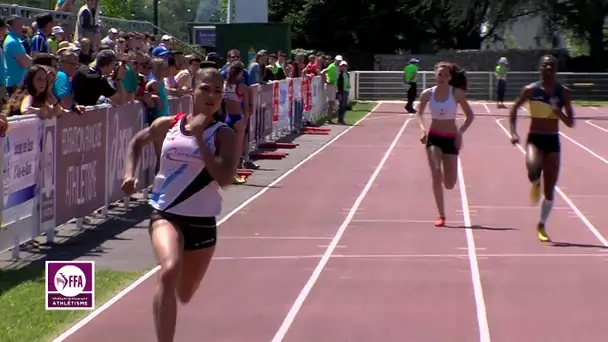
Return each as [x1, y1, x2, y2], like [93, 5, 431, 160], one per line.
[537, 223, 550, 242]
[233, 176, 246, 185]
[530, 183, 541, 205]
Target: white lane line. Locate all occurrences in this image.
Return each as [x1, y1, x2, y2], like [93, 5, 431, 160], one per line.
[270, 118, 412, 342]
[211, 253, 608, 261]
[482, 103, 492, 114]
[457, 158, 491, 342]
[494, 119, 608, 247]
[52, 104, 385, 341]
[585, 120, 608, 133]
[559, 131, 608, 165]
[221, 236, 332, 240]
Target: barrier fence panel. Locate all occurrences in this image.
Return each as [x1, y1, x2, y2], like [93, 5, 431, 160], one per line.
[1, 76, 329, 258]
[353, 71, 608, 101]
[55, 107, 108, 228]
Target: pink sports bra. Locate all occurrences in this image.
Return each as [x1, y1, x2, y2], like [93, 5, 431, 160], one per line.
[428, 86, 457, 120]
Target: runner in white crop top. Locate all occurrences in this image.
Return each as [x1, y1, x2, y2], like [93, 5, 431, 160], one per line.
[121, 67, 238, 342]
[428, 86, 458, 120]
[415, 61, 475, 228]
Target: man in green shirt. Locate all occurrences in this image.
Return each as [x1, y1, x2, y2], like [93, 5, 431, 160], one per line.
[122, 50, 144, 102]
[321, 54, 342, 123]
[495, 57, 508, 108]
[403, 57, 419, 113]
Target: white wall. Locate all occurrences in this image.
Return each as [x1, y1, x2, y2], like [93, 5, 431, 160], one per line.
[234, 0, 268, 23]
[482, 14, 565, 50]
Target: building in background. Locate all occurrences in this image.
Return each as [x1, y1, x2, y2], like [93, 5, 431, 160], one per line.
[234, 0, 267, 23]
[196, 0, 221, 22]
[481, 14, 566, 50]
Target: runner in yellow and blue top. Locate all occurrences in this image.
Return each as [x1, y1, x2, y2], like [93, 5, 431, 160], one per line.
[403, 57, 419, 113]
[495, 57, 508, 108]
[508, 55, 575, 243]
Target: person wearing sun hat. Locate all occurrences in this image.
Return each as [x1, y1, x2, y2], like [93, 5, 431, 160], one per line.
[48, 25, 65, 53]
[496, 57, 509, 108]
[403, 57, 419, 113]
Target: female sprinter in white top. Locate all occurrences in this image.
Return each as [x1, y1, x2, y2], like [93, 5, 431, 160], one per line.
[121, 67, 238, 342]
[416, 62, 475, 227]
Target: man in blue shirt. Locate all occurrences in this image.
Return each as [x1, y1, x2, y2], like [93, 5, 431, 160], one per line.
[220, 49, 251, 85]
[3, 16, 32, 95]
[30, 13, 54, 55]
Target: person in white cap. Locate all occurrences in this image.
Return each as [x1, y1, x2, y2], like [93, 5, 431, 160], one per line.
[320, 54, 343, 123]
[152, 35, 172, 57]
[495, 57, 509, 108]
[403, 57, 419, 113]
[48, 26, 65, 53]
[101, 27, 118, 48]
[336, 60, 350, 124]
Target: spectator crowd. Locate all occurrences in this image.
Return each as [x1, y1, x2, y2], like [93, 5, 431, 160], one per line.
[0, 8, 352, 185]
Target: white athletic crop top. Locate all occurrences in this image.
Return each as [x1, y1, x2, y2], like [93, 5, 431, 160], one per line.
[222, 83, 243, 101]
[428, 86, 458, 120]
[150, 113, 227, 217]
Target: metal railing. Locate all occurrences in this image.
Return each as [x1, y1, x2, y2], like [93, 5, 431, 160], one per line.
[0, 4, 198, 55]
[353, 71, 608, 101]
[0, 76, 328, 259]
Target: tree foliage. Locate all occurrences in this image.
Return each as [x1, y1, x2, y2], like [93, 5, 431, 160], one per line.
[16, 0, 608, 68]
[267, 0, 547, 54]
[541, 0, 608, 64]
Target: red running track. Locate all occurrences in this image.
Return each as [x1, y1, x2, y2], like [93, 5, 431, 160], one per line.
[56, 103, 608, 342]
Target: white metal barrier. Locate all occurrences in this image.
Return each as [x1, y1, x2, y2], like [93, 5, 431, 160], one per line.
[352, 71, 608, 101]
[0, 76, 328, 259]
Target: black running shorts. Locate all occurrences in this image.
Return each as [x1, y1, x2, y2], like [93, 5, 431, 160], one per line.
[150, 209, 217, 250]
